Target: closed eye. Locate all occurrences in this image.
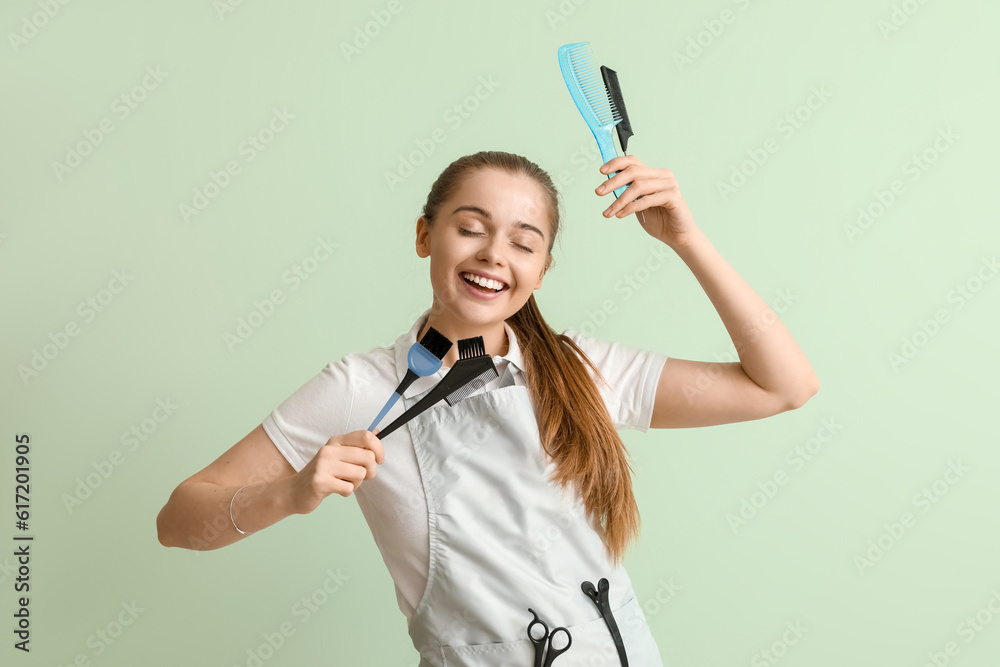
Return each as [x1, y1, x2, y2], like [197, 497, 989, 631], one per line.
[459, 227, 534, 253]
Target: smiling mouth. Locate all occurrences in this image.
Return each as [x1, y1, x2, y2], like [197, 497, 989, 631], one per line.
[460, 272, 509, 293]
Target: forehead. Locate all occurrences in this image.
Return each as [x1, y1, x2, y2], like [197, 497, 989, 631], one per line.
[448, 169, 552, 236]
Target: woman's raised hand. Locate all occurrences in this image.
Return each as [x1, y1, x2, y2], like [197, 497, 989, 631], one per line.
[595, 155, 699, 249]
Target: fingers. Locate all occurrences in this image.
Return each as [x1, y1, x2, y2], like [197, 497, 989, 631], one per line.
[615, 190, 670, 219]
[597, 164, 668, 197]
[336, 445, 379, 479]
[312, 446, 376, 498]
[597, 159, 673, 196]
[339, 429, 386, 465]
[600, 154, 643, 175]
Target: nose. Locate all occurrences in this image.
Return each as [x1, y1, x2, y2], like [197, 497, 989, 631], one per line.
[475, 233, 505, 265]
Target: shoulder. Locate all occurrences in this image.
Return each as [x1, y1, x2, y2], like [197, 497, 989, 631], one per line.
[279, 341, 396, 408]
[327, 342, 396, 390]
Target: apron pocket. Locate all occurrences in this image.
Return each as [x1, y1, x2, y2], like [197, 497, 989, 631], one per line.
[441, 637, 533, 667]
[440, 598, 661, 666]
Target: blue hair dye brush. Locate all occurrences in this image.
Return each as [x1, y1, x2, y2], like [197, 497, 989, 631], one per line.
[368, 326, 452, 431]
[558, 42, 635, 199]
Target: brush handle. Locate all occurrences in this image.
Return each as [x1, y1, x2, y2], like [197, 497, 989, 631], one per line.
[593, 126, 628, 199]
[368, 391, 401, 431]
[376, 391, 440, 440]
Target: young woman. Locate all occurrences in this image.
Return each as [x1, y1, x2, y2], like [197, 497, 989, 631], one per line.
[157, 151, 819, 666]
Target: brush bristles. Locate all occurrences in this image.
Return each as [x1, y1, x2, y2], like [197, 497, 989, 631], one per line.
[419, 326, 453, 361]
[457, 336, 486, 360]
[601, 66, 631, 134]
[566, 44, 621, 125]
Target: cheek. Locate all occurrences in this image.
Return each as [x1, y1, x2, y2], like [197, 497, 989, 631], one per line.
[513, 263, 544, 289]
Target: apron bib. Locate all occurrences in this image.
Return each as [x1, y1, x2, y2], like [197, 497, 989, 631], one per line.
[403, 373, 664, 667]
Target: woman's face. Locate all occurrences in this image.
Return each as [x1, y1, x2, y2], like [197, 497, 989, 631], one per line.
[416, 168, 554, 329]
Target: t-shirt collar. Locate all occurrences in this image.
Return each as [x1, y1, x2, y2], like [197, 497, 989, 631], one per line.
[392, 307, 524, 400]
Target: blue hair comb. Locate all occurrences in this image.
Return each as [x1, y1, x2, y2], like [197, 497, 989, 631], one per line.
[558, 42, 634, 198]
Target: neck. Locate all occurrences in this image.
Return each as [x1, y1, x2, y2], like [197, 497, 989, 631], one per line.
[418, 311, 509, 368]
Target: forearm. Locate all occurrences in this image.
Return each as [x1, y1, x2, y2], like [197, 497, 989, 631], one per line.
[670, 229, 819, 402]
[157, 478, 295, 551]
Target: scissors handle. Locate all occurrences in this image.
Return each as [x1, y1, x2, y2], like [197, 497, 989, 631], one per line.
[543, 626, 572, 666]
[527, 609, 548, 667]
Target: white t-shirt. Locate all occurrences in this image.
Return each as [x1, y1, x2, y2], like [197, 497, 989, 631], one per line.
[262, 308, 668, 620]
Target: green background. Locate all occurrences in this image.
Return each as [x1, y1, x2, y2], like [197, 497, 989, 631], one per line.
[2, 0, 999, 665]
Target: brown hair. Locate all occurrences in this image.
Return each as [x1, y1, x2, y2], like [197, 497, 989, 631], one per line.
[420, 150, 640, 566]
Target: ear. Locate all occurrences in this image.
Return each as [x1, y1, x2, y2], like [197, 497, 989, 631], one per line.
[415, 216, 430, 258]
[534, 255, 552, 290]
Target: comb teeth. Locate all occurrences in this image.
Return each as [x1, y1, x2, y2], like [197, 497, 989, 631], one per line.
[563, 42, 621, 126]
[419, 326, 453, 361]
[457, 336, 486, 360]
[444, 367, 500, 406]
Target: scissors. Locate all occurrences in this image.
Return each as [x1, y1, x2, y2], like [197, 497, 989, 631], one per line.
[526, 608, 572, 666]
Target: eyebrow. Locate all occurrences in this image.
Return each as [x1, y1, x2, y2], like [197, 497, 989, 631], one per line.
[450, 205, 546, 242]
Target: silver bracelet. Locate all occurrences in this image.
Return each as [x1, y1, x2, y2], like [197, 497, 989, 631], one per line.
[230, 485, 250, 535]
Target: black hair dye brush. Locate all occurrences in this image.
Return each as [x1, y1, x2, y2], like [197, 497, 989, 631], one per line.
[376, 336, 498, 440]
[600, 65, 634, 156]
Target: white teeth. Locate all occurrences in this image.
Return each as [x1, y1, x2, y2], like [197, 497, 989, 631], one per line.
[462, 272, 506, 291]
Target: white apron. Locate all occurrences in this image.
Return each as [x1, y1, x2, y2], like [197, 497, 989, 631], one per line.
[400, 367, 664, 666]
